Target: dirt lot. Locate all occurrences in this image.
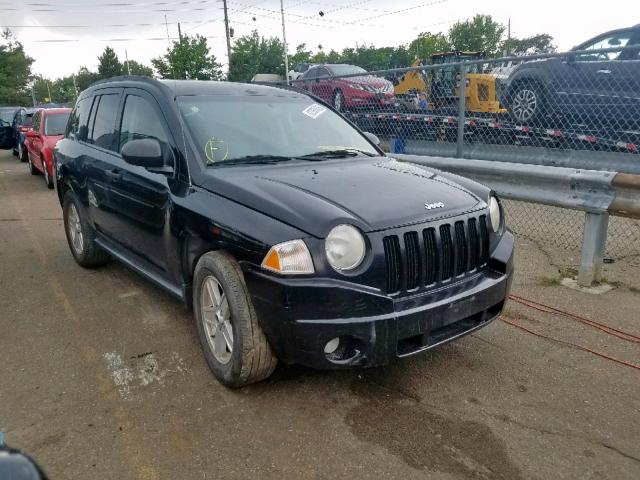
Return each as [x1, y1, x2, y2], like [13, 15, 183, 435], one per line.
[1, 148, 639, 479]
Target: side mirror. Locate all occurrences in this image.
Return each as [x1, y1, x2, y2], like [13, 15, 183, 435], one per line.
[363, 131, 380, 146]
[26, 130, 38, 138]
[121, 138, 170, 173]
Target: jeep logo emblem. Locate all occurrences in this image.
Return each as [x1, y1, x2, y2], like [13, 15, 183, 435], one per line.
[424, 202, 445, 210]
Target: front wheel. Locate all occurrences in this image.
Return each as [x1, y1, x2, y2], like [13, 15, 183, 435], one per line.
[333, 89, 344, 112]
[508, 82, 545, 124]
[193, 251, 277, 388]
[62, 191, 110, 267]
[42, 157, 53, 189]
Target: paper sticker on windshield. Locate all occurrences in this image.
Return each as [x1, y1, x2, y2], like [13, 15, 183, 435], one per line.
[302, 103, 327, 119]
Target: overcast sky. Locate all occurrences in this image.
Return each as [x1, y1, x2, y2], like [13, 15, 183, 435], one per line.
[2, 0, 639, 78]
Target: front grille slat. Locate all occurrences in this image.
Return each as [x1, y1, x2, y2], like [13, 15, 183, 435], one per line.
[403, 232, 421, 290]
[383, 235, 402, 294]
[383, 213, 490, 294]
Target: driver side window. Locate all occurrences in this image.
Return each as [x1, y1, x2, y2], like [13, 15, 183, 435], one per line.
[575, 32, 632, 61]
[119, 94, 169, 152]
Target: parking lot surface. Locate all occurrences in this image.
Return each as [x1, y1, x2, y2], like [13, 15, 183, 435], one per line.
[1, 148, 639, 479]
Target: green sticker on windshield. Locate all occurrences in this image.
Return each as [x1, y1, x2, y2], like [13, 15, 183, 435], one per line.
[204, 137, 228, 165]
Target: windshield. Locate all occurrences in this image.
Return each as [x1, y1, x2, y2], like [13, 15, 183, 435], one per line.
[178, 94, 378, 165]
[328, 65, 367, 76]
[44, 113, 70, 135]
[0, 109, 15, 125]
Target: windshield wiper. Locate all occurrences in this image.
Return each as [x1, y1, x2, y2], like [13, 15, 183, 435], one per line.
[210, 155, 295, 166]
[298, 148, 377, 160]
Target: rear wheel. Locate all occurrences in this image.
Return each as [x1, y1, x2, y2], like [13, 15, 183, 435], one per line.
[193, 251, 277, 387]
[18, 142, 27, 162]
[62, 191, 110, 267]
[508, 82, 546, 124]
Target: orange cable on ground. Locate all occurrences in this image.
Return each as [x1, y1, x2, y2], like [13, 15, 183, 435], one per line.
[508, 294, 640, 344]
[500, 316, 640, 372]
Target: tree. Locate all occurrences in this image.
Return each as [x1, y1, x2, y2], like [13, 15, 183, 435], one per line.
[75, 67, 101, 91]
[97, 46, 123, 78]
[0, 29, 34, 105]
[503, 34, 556, 56]
[123, 59, 153, 76]
[289, 43, 313, 66]
[228, 31, 286, 82]
[152, 34, 222, 80]
[448, 15, 505, 57]
[408, 32, 451, 60]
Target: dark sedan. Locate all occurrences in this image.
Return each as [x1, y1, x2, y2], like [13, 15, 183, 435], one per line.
[55, 77, 513, 387]
[500, 25, 640, 126]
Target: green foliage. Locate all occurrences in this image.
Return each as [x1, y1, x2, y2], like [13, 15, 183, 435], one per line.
[448, 14, 506, 56]
[228, 31, 286, 82]
[123, 59, 153, 76]
[97, 46, 123, 78]
[503, 34, 557, 56]
[408, 32, 451, 60]
[0, 29, 34, 105]
[152, 34, 223, 80]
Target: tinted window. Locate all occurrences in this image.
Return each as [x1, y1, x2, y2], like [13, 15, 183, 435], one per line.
[88, 94, 119, 149]
[327, 65, 366, 76]
[304, 67, 318, 80]
[119, 94, 169, 151]
[32, 111, 41, 132]
[45, 113, 71, 136]
[576, 32, 633, 61]
[67, 96, 93, 140]
[21, 113, 34, 127]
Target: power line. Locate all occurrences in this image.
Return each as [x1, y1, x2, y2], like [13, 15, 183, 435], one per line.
[32, 35, 221, 43]
[1, 20, 207, 29]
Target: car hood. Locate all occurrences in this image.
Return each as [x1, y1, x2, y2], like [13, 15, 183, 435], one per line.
[197, 157, 485, 238]
[344, 75, 391, 87]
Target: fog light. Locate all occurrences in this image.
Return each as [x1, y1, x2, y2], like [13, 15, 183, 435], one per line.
[324, 337, 340, 354]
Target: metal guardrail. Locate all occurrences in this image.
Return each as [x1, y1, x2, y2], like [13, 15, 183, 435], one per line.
[392, 154, 640, 286]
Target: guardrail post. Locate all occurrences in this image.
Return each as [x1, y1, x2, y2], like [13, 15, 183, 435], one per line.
[577, 211, 609, 286]
[456, 65, 467, 158]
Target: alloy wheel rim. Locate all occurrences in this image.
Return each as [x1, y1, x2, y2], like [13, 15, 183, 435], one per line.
[512, 88, 537, 122]
[67, 204, 84, 254]
[334, 92, 342, 111]
[200, 275, 233, 364]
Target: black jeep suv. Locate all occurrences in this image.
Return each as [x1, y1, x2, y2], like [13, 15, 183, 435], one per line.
[500, 25, 640, 126]
[54, 77, 513, 387]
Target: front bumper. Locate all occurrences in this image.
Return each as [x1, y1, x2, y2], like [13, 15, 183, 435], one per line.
[244, 231, 514, 369]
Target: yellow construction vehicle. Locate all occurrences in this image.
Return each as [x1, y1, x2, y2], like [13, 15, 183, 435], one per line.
[394, 51, 506, 114]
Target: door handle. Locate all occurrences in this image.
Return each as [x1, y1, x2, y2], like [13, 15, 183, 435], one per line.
[104, 169, 123, 180]
[596, 69, 611, 74]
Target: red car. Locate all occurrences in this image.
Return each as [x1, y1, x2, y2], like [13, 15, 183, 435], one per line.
[26, 108, 71, 189]
[293, 64, 396, 112]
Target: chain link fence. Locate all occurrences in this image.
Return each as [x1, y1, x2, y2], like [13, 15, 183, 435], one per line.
[285, 44, 640, 260]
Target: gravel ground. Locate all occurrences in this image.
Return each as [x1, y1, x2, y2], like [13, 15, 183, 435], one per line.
[1, 149, 638, 479]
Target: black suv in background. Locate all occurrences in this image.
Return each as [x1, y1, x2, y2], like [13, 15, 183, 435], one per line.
[55, 77, 513, 387]
[500, 25, 640, 126]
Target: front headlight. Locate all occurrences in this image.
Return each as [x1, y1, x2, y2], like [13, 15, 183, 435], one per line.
[348, 83, 366, 91]
[325, 224, 366, 272]
[261, 239, 314, 274]
[488, 195, 501, 232]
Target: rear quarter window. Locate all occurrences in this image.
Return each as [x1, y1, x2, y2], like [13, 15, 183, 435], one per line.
[67, 96, 93, 141]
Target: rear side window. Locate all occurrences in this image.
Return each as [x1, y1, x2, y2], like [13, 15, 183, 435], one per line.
[67, 96, 93, 141]
[87, 94, 119, 150]
[118, 94, 169, 151]
[45, 113, 71, 136]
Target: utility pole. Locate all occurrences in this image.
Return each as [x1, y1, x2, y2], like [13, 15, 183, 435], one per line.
[72, 74, 78, 97]
[279, 0, 289, 84]
[164, 14, 171, 49]
[46, 81, 52, 103]
[507, 18, 511, 56]
[125, 50, 131, 75]
[178, 22, 182, 42]
[31, 85, 37, 107]
[222, 0, 232, 71]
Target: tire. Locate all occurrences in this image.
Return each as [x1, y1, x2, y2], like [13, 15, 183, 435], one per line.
[18, 142, 27, 162]
[12, 148, 18, 157]
[62, 191, 110, 268]
[28, 154, 38, 175]
[42, 157, 53, 189]
[333, 89, 344, 112]
[507, 81, 546, 124]
[193, 251, 277, 387]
